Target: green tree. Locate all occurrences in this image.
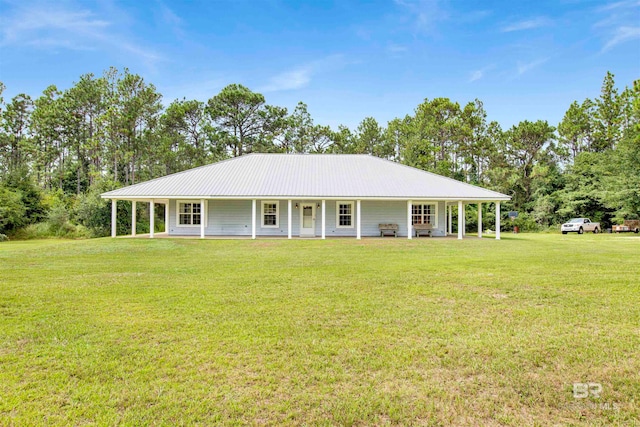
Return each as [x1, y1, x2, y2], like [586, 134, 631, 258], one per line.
[0, 94, 33, 175]
[501, 120, 556, 210]
[206, 84, 267, 156]
[592, 72, 622, 151]
[354, 117, 393, 159]
[558, 99, 594, 160]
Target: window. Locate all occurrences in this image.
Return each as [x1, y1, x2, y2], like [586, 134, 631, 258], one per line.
[412, 204, 436, 225]
[262, 201, 279, 227]
[178, 201, 202, 226]
[336, 201, 354, 228]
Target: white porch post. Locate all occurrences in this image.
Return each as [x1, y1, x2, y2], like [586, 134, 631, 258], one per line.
[200, 198, 205, 239]
[478, 202, 482, 238]
[495, 201, 501, 240]
[150, 199, 155, 239]
[321, 200, 326, 239]
[356, 200, 361, 240]
[111, 199, 117, 238]
[448, 205, 452, 235]
[407, 200, 412, 239]
[251, 199, 256, 239]
[457, 201, 463, 240]
[287, 200, 292, 239]
[462, 203, 466, 236]
[164, 202, 168, 232]
[131, 201, 136, 237]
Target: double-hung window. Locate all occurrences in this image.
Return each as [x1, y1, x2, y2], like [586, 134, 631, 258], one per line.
[412, 204, 436, 225]
[178, 201, 202, 226]
[262, 201, 279, 227]
[336, 201, 354, 228]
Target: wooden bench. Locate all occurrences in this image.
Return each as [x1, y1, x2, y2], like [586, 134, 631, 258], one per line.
[413, 223, 432, 237]
[378, 223, 399, 237]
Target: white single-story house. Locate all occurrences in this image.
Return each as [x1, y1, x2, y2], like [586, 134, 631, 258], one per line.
[101, 154, 511, 240]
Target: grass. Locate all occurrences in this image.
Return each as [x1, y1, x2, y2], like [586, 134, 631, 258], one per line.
[0, 234, 638, 426]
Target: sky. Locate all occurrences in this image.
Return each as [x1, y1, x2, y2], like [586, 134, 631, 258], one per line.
[0, 0, 639, 131]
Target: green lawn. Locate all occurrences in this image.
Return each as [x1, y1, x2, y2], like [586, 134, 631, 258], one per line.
[1, 234, 638, 426]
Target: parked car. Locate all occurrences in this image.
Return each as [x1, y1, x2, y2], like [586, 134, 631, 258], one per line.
[561, 218, 600, 234]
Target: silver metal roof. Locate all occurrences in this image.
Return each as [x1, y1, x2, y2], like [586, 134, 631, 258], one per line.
[101, 154, 510, 201]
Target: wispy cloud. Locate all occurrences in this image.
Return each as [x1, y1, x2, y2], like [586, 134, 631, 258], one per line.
[157, 1, 185, 38]
[501, 17, 551, 32]
[394, 0, 448, 35]
[262, 67, 314, 92]
[516, 57, 549, 75]
[0, 2, 162, 67]
[596, 0, 640, 13]
[602, 26, 640, 51]
[261, 55, 349, 93]
[593, 0, 640, 52]
[387, 43, 409, 54]
[468, 65, 493, 83]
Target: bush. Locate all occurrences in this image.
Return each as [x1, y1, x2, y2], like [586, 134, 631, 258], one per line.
[507, 212, 541, 232]
[73, 177, 123, 237]
[12, 222, 91, 240]
[47, 204, 70, 234]
[0, 234, 8, 242]
[0, 186, 27, 234]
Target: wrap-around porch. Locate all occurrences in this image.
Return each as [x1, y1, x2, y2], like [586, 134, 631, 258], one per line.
[110, 198, 503, 240]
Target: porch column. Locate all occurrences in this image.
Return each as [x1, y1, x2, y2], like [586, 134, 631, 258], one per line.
[461, 203, 466, 236]
[251, 199, 256, 239]
[448, 205, 452, 235]
[111, 199, 117, 237]
[407, 200, 412, 239]
[164, 202, 168, 232]
[200, 198, 205, 239]
[131, 201, 136, 237]
[287, 200, 292, 239]
[150, 199, 155, 239]
[477, 202, 482, 238]
[321, 200, 326, 239]
[495, 201, 501, 240]
[457, 201, 463, 240]
[356, 200, 361, 240]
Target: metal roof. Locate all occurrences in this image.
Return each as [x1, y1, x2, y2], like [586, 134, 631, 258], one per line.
[101, 154, 510, 201]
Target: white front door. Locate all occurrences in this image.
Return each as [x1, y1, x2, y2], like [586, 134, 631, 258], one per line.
[300, 203, 315, 236]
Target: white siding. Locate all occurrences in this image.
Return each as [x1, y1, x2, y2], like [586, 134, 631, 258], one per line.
[169, 199, 447, 237]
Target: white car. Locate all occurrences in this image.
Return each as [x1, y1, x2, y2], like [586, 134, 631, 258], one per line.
[561, 218, 600, 234]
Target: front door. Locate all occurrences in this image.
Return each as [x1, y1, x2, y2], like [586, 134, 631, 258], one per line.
[300, 203, 315, 236]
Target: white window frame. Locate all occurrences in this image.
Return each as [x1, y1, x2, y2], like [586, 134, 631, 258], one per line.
[261, 200, 279, 228]
[411, 203, 438, 227]
[177, 200, 204, 227]
[335, 201, 354, 228]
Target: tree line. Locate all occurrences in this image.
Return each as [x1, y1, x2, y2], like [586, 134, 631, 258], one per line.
[0, 68, 638, 238]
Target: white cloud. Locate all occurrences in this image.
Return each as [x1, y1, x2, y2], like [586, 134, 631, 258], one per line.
[516, 58, 549, 75]
[501, 17, 551, 32]
[468, 65, 494, 83]
[394, 0, 447, 35]
[468, 69, 484, 82]
[0, 2, 162, 66]
[602, 26, 640, 51]
[260, 55, 349, 93]
[262, 67, 313, 92]
[596, 0, 640, 13]
[387, 43, 409, 54]
[592, 0, 640, 52]
[157, 1, 185, 38]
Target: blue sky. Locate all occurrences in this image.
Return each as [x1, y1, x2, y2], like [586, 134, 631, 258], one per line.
[1, 0, 639, 130]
